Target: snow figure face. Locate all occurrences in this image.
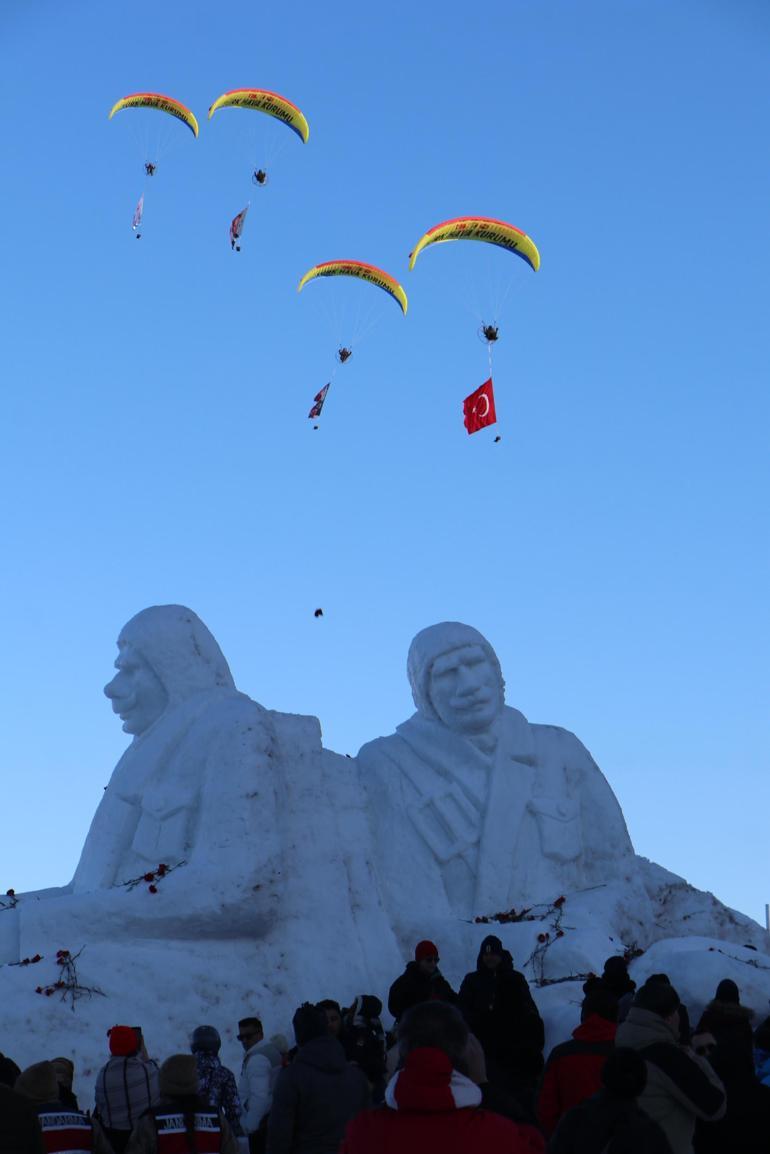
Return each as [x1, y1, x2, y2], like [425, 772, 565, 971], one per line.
[406, 622, 505, 726]
[104, 643, 169, 736]
[427, 644, 503, 735]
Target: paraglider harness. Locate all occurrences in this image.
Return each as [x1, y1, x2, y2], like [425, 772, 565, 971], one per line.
[252, 169, 268, 186]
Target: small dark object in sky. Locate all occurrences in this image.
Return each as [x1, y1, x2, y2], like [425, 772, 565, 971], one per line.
[494, 435, 501, 443]
[314, 608, 323, 618]
[337, 347, 352, 363]
[313, 425, 319, 430]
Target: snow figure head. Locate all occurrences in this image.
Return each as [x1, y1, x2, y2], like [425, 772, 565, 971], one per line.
[406, 622, 505, 734]
[104, 605, 235, 736]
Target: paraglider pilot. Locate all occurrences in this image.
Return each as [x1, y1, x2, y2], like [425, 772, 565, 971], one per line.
[481, 324, 499, 343]
[144, 162, 157, 177]
[252, 169, 267, 186]
[337, 347, 352, 364]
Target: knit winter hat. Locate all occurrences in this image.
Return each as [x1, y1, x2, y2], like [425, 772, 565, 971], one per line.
[108, 1025, 140, 1056]
[15, 1061, 60, 1103]
[159, 1054, 199, 1098]
[415, 940, 439, 962]
[716, 978, 740, 1004]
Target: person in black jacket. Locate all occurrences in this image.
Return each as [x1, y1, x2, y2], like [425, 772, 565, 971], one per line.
[0, 1084, 44, 1154]
[387, 940, 458, 1022]
[267, 1003, 369, 1154]
[549, 1047, 671, 1154]
[458, 935, 545, 1100]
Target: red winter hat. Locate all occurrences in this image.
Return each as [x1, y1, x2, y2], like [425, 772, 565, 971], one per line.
[415, 940, 439, 962]
[109, 1025, 139, 1056]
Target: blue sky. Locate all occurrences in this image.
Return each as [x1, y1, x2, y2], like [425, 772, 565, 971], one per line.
[1, 0, 768, 924]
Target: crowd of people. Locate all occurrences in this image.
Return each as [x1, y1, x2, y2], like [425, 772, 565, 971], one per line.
[2, 933, 770, 1153]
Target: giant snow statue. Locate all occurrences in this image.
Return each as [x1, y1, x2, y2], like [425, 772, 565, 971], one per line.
[358, 621, 637, 925]
[0, 606, 402, 1013]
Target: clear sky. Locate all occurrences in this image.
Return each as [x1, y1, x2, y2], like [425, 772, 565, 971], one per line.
[1, 0, 768, 924]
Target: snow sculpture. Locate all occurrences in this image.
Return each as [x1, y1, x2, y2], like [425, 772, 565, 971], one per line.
[71, 604, 279, 918]
[358, 622, 638, 926]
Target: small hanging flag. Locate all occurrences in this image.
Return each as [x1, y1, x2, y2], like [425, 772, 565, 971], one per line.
[132, 194, 144, 237]
[229, 203, 249, 251]
[308, 383, 330, 420]
[463, 378, 497, 435]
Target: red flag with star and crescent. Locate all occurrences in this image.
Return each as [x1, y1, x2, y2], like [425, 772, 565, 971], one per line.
[463, 378, 497, 434]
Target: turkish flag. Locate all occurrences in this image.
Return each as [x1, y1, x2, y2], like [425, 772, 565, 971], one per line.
[463, 378, 497, 434]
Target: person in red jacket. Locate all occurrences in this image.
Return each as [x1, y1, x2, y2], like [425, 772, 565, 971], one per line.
[340, 1001, 544, 1154]
[537, 988, 618, 1137]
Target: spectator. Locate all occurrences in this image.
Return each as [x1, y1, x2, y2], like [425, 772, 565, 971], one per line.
[537, 988, 618, 1136]
[0, 1082, 45, 1154]
[125, 1053, 238, 1154]
[267, 1002, 369, 1154]
[548, 1047, 671, 1154]
[692, 985, 770, 1154]
[583, 955, 636, 1022]
[341, 1000, 544, 1153]
[615, 979, 725, 1153]
[695, 978, 754, 1056]
[190, 1025, 242, 1135]
[340, 996, 387, 1098]
[16, 1060, 113, 1154]
[388, 940, 458, 1021]
[94, 1025, 159, 1153]
[238, 1017, 281, 1153]
[458, 935, 544, 1098]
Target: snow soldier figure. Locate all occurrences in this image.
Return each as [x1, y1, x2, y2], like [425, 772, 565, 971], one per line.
[358, 622, 636, 927]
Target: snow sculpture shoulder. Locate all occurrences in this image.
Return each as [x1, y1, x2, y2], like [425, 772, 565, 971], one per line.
[358, 622, 635, 926]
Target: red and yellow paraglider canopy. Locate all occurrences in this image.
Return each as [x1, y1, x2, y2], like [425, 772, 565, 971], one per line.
[108, 93, 200, 137]
[298, 260, 408, 315]
[409, 216, 540, 273]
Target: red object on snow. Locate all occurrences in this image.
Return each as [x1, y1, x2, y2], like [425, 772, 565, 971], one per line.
[463, 378, 497, 434]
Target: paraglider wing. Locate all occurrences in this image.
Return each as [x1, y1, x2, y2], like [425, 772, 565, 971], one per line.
[297, 261, 408, 315]
[229, 204, 249, 250]
[208, 89, 310, 143]
[408, 216, 540, 272]
[108, 93, 199, 137]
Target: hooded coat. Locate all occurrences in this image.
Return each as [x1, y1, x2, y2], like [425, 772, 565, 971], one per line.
[340, 1047, 544, 1154]
[266, 1036, 369, 1154]
[458, 938, 545, 1080]
[537, 1013, 617, 1136]
[615, 1007, 725, 1154]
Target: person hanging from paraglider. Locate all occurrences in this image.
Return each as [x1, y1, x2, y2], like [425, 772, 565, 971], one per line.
[252, 169, 268, 186]
[337, 347, 352, 364]
[480, 323, 499, 343]
[144, 162, 157, 177]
